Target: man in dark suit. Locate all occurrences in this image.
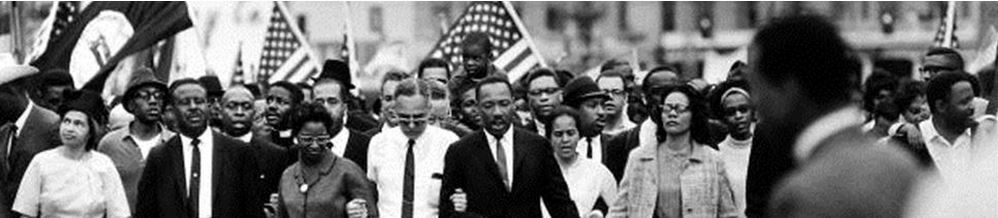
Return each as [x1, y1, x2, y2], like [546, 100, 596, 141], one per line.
[746, 15, 918, 217]
[318, 59, 380, 133]
[137, 79, 262, 218]
[218, 85, 290, 205]
[440, 77, 578, 218]
[0, 65, 60, 218]
[312, 77, 371, 170]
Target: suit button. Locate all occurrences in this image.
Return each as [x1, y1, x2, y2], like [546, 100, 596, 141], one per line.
[686, 208, 693, 213]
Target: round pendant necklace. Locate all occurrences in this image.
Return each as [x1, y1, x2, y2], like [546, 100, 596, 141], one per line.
[296, 158, 336, 194]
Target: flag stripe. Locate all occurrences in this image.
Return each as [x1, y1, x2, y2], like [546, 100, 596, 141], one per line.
[270, 48, 306, 82]
[508, 56, 539, 82]
[502, 46, 532, 73]
[286, 56, 316, 83]
[494, 40, 528, 67]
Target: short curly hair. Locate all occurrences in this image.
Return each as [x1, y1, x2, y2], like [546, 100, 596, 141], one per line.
[286, 102, 336, 137]
[649, 84, 712, 145]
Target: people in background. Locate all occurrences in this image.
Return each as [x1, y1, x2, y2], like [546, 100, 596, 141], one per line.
[604, 66, 683, 182]
[219, 85, 290, 210]
[562, 76, 611, 166]
[317, 59, 380, 133]
[98, 68, 174, 212]
[861, 70, 898, 133]
[417, 58, 452, 86]
[263, 81, 305, 148]
[523, 68, 567, 136]
[199, 75, 225, 131]
[541, 106, 617, 218]
[312, 77, 371, 171]
[30, 68, 76, 112]
[427, 79, 473, 137]
[608, 84, 738, 218]
[597, 69, 637, 137]
[448, 78, 483, 131]
[277, 102, 375, 218]
[364, 70, 409, 136]
[711, 79, 755, 217]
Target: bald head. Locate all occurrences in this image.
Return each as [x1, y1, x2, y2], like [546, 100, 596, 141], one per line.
[220, 85, 256, 137]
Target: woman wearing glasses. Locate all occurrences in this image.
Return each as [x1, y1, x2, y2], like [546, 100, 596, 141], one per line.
[608, 84, 738, 218]
[276, 102, 376, 218]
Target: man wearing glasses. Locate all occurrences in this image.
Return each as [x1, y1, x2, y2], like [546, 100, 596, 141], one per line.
[367, 78, 459, 218]
[522, 68, 566, 136]
[98, 68, 175, 212]
[596, 70, 636, 136]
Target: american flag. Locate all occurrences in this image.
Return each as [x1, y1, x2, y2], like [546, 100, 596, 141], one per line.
[933, 1, 958, 48]
[28, 1, 82, 62]
[428, 1, 546, 82]
[259, 2, 320, 84]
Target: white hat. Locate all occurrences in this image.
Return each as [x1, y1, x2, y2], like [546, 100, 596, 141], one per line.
[0, 55, 38, 85]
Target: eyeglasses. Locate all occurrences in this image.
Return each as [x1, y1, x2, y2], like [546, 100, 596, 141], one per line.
[296, 135, 332, 146]
[662, 103, 690, 113]
[135, 91, 164, 101]
[395, 113, 428, 126]
[528, 88, 560, 96]
[602, 89, 626, 96]
[723, 106, 752, 116]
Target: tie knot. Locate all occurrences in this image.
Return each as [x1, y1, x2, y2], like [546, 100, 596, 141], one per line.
[407, 139, 415, 147]
[191, 138, 201, 148]
[586, 137, 592, 143]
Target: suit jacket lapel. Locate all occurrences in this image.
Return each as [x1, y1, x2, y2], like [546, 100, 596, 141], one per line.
[166, 137, 188, 204]
[211, 132, 227, 203]
[473, 131, 507, 192]
[511, 130, 528, 192]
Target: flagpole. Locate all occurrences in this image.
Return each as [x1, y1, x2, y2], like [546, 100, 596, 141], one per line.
[943, 1, 956, 48]
[342, 1, 359, 95]
[10, 2, 25, 63]
[502, 1, 547, 68]
[275, 1, 321, 79]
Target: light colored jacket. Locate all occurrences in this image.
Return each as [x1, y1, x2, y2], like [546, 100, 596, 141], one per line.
[608, 121, 738, 218]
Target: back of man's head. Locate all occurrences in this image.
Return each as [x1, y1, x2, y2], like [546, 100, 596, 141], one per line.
[752, 15, 859, 105]
[923, 47, 965, 69]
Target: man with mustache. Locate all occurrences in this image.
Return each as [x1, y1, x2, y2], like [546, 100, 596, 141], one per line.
[98, 68, 175, 212]
[523, 68, 566, 137]
[263, 81, 304, 148]
[312, 77, 371, 171]
[218, 85, 290, 207]
[137, 79, 262, 218]
[440, 76, 578, 218]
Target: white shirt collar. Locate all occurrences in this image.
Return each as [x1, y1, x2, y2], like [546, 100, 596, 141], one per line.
[486, 126, 515, 143]
[533, 119, 546, 136]
[14, 101, 33, 136]
[920, 116, 974, 147]
[234, 132, 253, 144]
[180, 128, 213, 149]
[330, 128, 350, 156]
[794, 106, 864, 162]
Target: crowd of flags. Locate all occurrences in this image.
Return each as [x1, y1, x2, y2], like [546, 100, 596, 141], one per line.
[10, 1, 988, 106]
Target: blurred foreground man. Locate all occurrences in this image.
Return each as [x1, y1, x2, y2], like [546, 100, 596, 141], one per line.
[745, 15, 918, 217]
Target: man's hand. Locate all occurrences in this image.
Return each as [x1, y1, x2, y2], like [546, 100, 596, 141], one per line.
[898, 123, 925, 150]
[346, 199, 368, 218]
[450, 188, 467, 212]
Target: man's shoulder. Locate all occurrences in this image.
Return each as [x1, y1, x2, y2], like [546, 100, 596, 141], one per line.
[513, 127, 546, 142]
[250, 137, 286, 153]
[98, 128, 130, 147]
[348, 130, 371, 143]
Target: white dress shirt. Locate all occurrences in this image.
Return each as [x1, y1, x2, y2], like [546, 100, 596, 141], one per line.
[542, 158, 617, 218]
[367, 126, 459, 218]
[918, 115, 996, 181]
[179, 130, 214, 218]
[533, 119, 547, 137]
[330, 128, 350, 157]
[576, 135, 603, 162]
[234, 132, 252, 144]
[485, 127, 515, 187]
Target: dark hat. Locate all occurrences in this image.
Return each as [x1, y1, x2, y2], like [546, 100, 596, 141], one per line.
[316, 59, 354, 89]
[36, 68, 74, 87]
[198, 75, 224, 97]
[59, 90, 108, 124]
[563, 76, 609, 107]
[123, 68, 167, 104]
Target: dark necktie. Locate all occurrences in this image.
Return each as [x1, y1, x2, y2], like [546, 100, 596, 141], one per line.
[190, 138, 201, 218]
[494, 135, 509, 190]
[2, 125, 16, 160]
[586, 137, 593, 159]
[402, 139, 415, 218]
